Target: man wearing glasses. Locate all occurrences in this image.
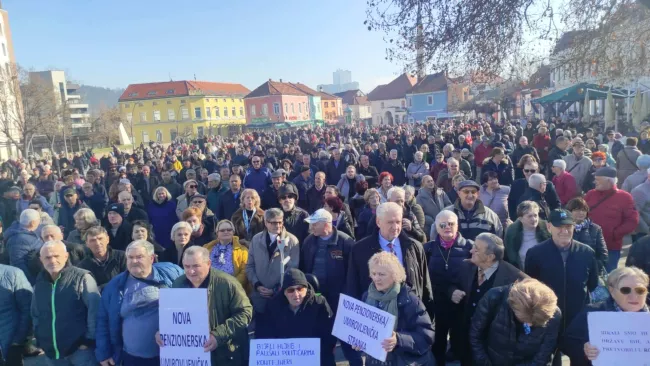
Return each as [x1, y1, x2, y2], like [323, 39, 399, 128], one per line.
[277, 184, 310, 243]
[443, 180, 502, 241]
[246, 208, 300, 316]
[508, 160, 561, 221]
[243, 155, 272, 196]
[175, 179, 199, 219]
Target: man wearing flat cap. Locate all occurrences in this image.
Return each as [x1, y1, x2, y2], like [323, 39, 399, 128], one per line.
[442, 180, 503, 241]
[103, 203, 133, 251]
[584, 166, 639, 272]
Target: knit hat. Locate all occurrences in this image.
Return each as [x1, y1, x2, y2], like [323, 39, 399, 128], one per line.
[595, 166, 617, 178]
[106, 203, 125, 218]
[637, 155, 650, 170]
[282, 268, 309, 292]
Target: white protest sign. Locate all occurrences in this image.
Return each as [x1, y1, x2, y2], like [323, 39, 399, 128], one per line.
[249, 338, 320, 366]
[587, 311, 650, 366]
[332, 294, 396, 362]
[158, 288, 210, 366]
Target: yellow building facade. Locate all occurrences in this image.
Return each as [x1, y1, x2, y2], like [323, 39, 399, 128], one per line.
[118, 81, 250, 144]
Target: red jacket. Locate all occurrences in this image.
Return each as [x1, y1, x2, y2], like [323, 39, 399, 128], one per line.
[585, 187, 639, 250]
[552, 171, 577, 205]
[533, 133, 551, 163]
[474, 143, 492, 168]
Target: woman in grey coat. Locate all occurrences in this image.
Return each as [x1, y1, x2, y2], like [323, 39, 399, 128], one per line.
[336, 165, 366, 203]
[406, 151, 430, 188]
[479, 171, 511, 229]
[416, 175, 451, 236]
[616, 138, 643, 185]
[621, 154, 650, 193]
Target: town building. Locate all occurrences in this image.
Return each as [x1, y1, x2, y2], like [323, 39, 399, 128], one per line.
[334, 89, 371, 122]
[0, 4, 19, 158]
[244, 79, 312, 128]
[367, 73, 417, 125]
[317, 91, 343, 123]
[287, 82, 323, 122]
[317, 69, 360, 94]
[118, 80, 249, 144]
[405, 72, 470, 122]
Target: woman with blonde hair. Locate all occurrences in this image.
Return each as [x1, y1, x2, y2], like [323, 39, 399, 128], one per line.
[563, 267, 649, 366]
[231, 188, 264, 248]
[147, 186, 178, 249]
[66, 208, 99, 244]
[204, 219, 250, 291]
[470, 278, 561, 365]
[353, 251, 434, 365]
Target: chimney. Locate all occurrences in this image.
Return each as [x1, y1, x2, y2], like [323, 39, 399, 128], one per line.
[280, 78, 283, 83]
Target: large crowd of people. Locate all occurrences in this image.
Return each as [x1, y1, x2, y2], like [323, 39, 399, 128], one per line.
[1, 116, 650, 366]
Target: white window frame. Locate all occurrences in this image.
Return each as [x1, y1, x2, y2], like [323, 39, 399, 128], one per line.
[232, 107, 236, 117]
[251, 105, 256, 116]
[262, 104, 268, 116]
[206, 107, 212, 119]
[139, 111, 147, 122]
[167, 109, 175, 121]
[153, 110, 161, 121]
[181, 107, 189, 120]
[215, 107, 220, 117]
[194, 107, 202, 119]
[273, 103, 280, 115]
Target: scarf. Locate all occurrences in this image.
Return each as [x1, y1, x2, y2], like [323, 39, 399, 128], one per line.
[440, 234, 457, 250]
[243, 208, 256, 233]
[613, 297, 650, 313]
[574, 218, 591, 232]
[365, 282, 400, 329]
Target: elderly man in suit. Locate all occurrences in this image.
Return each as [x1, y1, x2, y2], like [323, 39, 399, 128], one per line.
[450, 232, 528, 365]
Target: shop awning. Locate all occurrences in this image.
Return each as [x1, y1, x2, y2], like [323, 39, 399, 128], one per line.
[532, 83, 630, 104]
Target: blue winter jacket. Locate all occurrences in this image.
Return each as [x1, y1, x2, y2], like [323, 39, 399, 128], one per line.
[0, 264, 33, 357]
[94, 262, 183, 364]
[243, 167, 271, 195]
[4, 225, 43, 284]
[16, 195, 54, 218]
[146, 200, 178, 249]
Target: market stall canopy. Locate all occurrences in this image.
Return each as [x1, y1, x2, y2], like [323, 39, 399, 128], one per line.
[532, 82, 630, 104]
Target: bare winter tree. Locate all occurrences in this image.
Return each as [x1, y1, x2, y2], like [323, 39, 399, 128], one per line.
[366, 0, 650, 83]
[90, 106, 122, 147]
[0, 64, 63, 158]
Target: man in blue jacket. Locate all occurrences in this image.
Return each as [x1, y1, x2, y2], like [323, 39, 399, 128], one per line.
[243, 155, 271, 195]
[0, 264, 32, 366]
[5, 209, 43, 284]
[95, 240, 183, 366]
[525, 209, 599, 366]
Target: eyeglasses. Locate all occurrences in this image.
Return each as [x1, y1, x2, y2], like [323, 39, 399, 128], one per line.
[285, 286, 306, 294]
[618, 286, 648, 295]
[188, 185, 197, 189]
[267, 221, 283, 225]
[438, 222, 457, 229]
[523, 169, 537, 173]
[218, 228, 234, 233]
[279, 195, 292, 200]
[192, 200, 205, 205]
[65, 194, 74, 197]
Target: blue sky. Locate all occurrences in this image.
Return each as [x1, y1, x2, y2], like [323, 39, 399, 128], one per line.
[3, 0, 404, 92]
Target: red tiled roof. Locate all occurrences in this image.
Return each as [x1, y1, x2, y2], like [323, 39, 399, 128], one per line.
[289, 82, 320, 96]
[245, 80, 308, 98]
[317, 91, 340, 100]
[367, 73, 417, 101]
[407, 72, 448, 94]
[335, 90, 369, 105]
[119, 81, 250, 101]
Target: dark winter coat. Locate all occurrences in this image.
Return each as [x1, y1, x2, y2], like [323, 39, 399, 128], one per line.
[4, 225, 43, 284]
[0, 264, 32, 356]
[361, 284, 435, 365]
[572, 221, 608, 274]
[300, 228, 355, 311]
[346, 232, 435, 317]
[481, 158, 514, 186]
[380, 159, 407, 186]
[306, 185, 326, 213]
[77, 248, 127, 290]
[525, 239, 599, 331]
[255, 286, 336, 366]
[282, 206, 310, 243]
[503, 219, 551, 269]
[104, 220, 133, 252]
[508, 179, 561, 221]
[57, 201, 88, 238]
[231, 208, 265, 247]
[625, 234, 650, 276]
[217, 189, 241, 222]
[146, 199, 178, 249]
[423, 233, 473, 297]
[325, 158, 348, 186]
[470, 285, 562, 365]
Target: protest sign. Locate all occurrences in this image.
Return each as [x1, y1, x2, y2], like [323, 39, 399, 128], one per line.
[158, 288, 210, 366]
[250, 338, 320, 366]
[588, 311, 650, 366]
[332, 294, 396, 362]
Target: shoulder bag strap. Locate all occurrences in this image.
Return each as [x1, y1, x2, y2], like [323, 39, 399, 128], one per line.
[622, 151, 638, 169]
[589, 191, 616, 211]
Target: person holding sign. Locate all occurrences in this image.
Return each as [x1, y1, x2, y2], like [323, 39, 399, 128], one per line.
[469, 278, 561, 365]
[162, 246, 253, 365]
[255, 268, 336, 366]
[357, 251, 434, 365]
[562, 267, 649, 366]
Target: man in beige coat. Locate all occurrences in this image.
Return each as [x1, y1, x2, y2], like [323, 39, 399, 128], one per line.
[246, 208, 300, 315]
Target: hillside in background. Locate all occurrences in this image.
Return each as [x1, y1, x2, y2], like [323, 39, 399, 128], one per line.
[78, 85, 125, 115]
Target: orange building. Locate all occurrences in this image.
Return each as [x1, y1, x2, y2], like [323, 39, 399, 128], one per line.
[318, 91, 342, 123]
